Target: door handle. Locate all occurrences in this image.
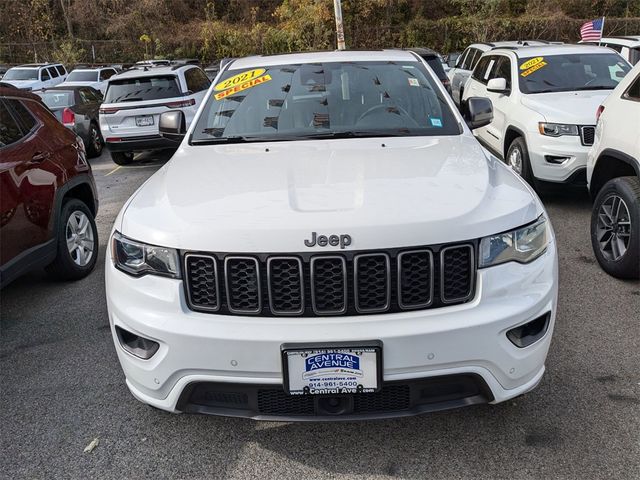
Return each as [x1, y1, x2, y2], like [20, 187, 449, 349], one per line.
[31, 151, 51, 162]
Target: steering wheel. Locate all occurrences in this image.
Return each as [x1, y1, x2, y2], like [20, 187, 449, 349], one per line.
[356, 104, 420, 127]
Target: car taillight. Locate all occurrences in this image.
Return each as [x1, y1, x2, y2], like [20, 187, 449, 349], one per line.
[62, 108, 75, 126]
[164, 98, 196, 108]
[99, 107, 119, 114]
[596, 105, 605, 122]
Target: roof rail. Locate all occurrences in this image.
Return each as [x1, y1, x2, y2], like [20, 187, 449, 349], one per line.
[492, 46, 520, 51]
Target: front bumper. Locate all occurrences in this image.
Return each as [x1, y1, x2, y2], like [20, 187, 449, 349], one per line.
[105, 134, 176, 153]
[527, 134, 590, 184]
[106, 241, 558, 420]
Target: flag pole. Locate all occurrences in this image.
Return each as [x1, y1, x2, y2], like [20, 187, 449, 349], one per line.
[599, 16, 605, 45]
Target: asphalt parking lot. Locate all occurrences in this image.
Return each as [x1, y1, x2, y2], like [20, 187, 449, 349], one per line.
[1, 150, 639, 480]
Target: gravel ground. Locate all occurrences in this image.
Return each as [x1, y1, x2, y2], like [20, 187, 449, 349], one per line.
[1, 150, 639, 480]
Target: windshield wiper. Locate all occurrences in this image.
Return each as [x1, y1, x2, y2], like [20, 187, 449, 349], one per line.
[192, 130, 409, 145]
[573, 85, 614, 91]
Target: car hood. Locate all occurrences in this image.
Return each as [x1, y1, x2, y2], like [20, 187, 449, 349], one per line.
[521, 90, 610, 124]
[119, 136, 543, 252]
[5, 79, 39, 89]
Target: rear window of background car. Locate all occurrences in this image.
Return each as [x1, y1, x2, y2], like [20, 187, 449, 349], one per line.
[38, 91, 75, 108]
[104, 75, 181, 103]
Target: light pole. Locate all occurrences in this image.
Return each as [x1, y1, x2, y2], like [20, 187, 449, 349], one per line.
[333, 0, 346, 50]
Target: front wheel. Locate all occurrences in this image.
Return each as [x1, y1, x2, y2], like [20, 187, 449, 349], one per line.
[505, 137, 534, 185]
[590, 176, 640, 279]
[111, 151, 134, 165]
[46, 198, 99, 281]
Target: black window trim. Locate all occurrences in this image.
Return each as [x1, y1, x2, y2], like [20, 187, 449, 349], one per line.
[622, 73, 640, 102]
[0, 97, 41, 149]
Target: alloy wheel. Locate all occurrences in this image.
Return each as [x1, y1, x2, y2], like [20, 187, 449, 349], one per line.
[66, 210, 95, 266]
[596, 194, 631, 261]
[508, 147, 523, 175]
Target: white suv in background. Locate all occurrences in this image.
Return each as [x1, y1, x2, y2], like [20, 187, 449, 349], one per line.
[587, 61, 640, 279]
[448, 41, 553, 107]
[106, 50, 558, 421]
[99, 65, 211, 165]
[463, 44, 631, 186]
[2, 63, 68, 91]
[59, 66, 118, 94]
[582, 36, 640, 65]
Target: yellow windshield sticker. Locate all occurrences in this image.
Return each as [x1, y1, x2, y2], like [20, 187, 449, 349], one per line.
[214, 69, 266, 91]
[214, 74, 272, 100]
[520, 57, 545, 70]
[520, 60, 547, 77]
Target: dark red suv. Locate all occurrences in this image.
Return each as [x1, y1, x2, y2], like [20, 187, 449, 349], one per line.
[0, 87, 99, 287]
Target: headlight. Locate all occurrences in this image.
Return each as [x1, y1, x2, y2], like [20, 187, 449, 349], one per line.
[112, 231, 180, 278]
[479, 216, 549, 268]
[538, 122, 579, 137]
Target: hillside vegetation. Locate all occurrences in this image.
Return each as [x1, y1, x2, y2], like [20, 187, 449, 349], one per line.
[1, 0, 639, 64]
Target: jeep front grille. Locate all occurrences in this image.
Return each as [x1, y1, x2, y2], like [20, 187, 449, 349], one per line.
[580, 126, 595, 146]
[184, 243, 476, 317]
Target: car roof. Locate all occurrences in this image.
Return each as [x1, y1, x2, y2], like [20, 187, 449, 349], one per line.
[0, 86, 43, 100]
[590, 36, 640, 46]
[13, 63, 62, 69]
[109, 65, 190, 80]
[39, 85, 99, 92]
[70, 67, 113, 72]
[488, 43, 620, 58]
[228, 50, 420, 70]
[469, 40, 557, 51]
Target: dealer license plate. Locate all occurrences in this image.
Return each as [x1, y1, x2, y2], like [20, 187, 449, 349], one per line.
[135, 115, 154, 127]
[282, 343, 381, 396]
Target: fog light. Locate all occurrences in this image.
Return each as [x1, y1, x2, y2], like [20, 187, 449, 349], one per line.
[115, 326, 159, 359]
[507, 312, 550, 348]
[544, 155, 570, 164]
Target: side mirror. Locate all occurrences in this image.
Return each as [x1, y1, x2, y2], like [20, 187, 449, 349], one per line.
[487, 77, 508, 94]
[464, 97, 493, 130]
[159, 111, 186, 142]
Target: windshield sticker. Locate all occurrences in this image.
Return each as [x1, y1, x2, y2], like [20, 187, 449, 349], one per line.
[214, 68, 266, 91]
[520, 57, 547, 77]
[520, 57, 544, 70]
[430, 118, 443, 127]
[214, 74, 272, 100]
[408, 77, 420, 87]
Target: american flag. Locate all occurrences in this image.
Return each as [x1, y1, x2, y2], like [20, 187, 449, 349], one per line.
[580, 18, 604, 42]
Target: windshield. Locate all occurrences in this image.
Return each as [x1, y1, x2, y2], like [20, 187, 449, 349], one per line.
[4, 68, 38, 81]
[191, 61, 460, 144]
[37, 91, 74, 108]
[518, 53, 631, 94]
[67, 71, 98, 82]
[104, 75, 181, 103]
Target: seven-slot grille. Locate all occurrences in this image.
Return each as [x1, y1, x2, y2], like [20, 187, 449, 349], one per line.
[184, 244, 475, 317]
[580, 126, 596, 146]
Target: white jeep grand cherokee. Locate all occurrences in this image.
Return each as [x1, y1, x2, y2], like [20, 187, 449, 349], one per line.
[463, 44, 631, 187]
[106, 50, 558, 420]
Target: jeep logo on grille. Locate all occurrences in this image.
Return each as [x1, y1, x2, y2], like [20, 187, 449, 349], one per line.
[304, 232, 352, 249]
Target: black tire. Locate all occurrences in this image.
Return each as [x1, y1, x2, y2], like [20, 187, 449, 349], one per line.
[85, 123, 103, 158]
[505, 137, 534, 185]
[45, 198, 98, 281]
[590, 176, 640, 280]
[111, 151, 134, 165]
